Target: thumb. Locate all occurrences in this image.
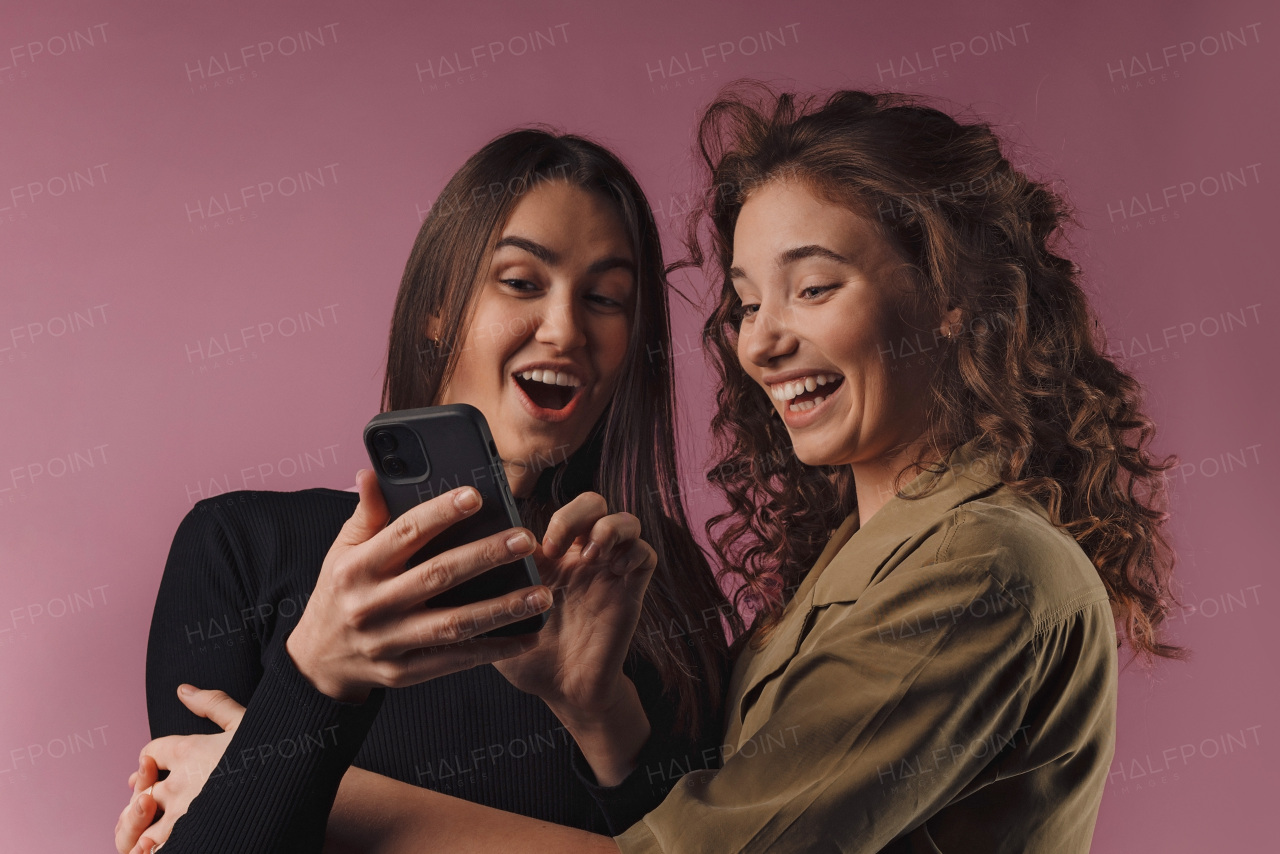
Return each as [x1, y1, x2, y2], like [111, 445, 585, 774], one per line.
[177, 685, 246, 732]
[339, 469, 390, 545]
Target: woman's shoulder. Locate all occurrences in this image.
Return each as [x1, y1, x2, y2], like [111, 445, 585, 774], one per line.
[169, 488, 357, 580]
[181, 487, 358, 530]
[939, 485, 1110, 633]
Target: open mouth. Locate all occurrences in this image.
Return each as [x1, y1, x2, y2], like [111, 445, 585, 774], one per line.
[514, 369, 581, 412]
[771, 373, 844, 412]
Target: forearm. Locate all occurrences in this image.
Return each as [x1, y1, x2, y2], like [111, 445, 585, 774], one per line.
[163, 642, 383, 854]
[325, 767, 621, 854]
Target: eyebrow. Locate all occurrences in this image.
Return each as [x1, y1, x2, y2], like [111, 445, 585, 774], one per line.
[728, 244, 850, 280]
[494, 235, 636, 276]
[495, 236, 557, 264]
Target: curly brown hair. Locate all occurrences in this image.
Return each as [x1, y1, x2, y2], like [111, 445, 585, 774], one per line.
[685, 83, 1182, 663]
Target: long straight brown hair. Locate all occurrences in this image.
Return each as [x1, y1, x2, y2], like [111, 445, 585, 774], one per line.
[382, 130, 733, 733]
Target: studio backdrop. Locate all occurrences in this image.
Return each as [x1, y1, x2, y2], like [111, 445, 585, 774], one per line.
[1, 0, 1274, 850]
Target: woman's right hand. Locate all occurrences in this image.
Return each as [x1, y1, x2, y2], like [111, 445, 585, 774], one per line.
[285, 469, 554, 702]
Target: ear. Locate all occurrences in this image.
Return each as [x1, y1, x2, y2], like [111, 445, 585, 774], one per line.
[939, 307, 963, 341]
[422, 313, 442, 342]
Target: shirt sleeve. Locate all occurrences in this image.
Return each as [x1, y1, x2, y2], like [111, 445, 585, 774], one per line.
[145, 501, 384, 854]
[615, 554, 1040, 854]
[160, 641, 385, 854]
[146, 502, 266, 737]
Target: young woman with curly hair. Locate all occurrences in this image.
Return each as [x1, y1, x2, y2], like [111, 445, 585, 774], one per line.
[120, 85, 1180, 854]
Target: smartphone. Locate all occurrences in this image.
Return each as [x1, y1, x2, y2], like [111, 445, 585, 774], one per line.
[363, 403, 546, 637]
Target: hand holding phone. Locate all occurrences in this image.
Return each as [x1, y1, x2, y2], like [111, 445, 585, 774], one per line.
[363, 404, 548, 637]
[283, 407, 554, 703]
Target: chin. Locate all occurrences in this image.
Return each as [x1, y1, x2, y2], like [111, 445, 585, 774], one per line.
[785, 432, 857, 469]
[517, 433, 580, 470]
[786, 440, 834, 468]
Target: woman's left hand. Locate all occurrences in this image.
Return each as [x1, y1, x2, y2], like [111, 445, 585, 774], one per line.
[113, 686, 246, 854]
[495, 492, 656, 714]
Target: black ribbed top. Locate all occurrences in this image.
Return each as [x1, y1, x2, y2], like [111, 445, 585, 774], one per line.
[145, 488, 722, 852]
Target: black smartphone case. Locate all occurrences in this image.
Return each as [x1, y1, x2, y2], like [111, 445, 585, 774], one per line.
[362, 403, 546, 636]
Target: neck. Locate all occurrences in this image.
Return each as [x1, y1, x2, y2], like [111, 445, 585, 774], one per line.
[849, 435, 941, 524]
[505, 461, 537, 500]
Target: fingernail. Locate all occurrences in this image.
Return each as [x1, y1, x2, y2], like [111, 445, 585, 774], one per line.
[506, 531, 532, 553]
[135, 797, 145, 815]
[580, 540, 598, 562]
[541, 535, 558, 557]
[178, 684, 196, 697]
[454, 488, 480, 511]
[526, 589, 550, 611]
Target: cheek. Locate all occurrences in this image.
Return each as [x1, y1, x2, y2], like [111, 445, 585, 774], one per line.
[733, 326, 753, 370]
[471, 307, 534, 366]
[593, 317, 632, 383]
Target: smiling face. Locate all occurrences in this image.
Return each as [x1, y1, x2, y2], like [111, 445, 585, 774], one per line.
[437, 180, 636, 497]
[730, 179, 943, 472]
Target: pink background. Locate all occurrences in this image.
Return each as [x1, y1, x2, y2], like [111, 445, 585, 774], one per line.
[1, 0, 1275, 849]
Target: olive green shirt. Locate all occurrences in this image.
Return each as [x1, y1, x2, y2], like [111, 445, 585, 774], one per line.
[617, 441, 1117, 853]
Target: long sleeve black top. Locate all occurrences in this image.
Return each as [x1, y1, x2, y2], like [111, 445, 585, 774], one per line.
[145, 488, 722, 853]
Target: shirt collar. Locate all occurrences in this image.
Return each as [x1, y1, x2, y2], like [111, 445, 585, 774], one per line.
[810, 439, 1005, 607]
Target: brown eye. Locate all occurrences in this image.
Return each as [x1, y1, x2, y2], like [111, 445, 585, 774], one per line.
[799, 284, 840, 299]
[586, 292, 623, 310]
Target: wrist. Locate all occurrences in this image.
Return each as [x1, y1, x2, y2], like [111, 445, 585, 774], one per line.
[285, 622, 370, 704]
[547, 678, 650, 787]
[543, 676, 630, 731]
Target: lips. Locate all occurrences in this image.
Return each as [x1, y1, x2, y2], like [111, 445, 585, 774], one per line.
[515, 373, 577, 410]
[511, 367, 586, 422]
[769, 373, 844, 411]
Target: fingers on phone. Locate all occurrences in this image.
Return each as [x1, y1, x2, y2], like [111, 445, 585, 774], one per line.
[397, 585, 551, 653]
[375, 486, 485, 569]
[340, 469, 392, 544]
[379, 524, 535, 611]
[407, 633, 541, 681]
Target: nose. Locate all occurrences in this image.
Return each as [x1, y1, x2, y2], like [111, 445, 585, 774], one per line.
[739, 302, 797, 368]
[534, 289, 588, 353]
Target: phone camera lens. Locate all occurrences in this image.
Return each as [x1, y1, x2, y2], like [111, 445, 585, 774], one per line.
[382, 455, 406, 476]
[373, 430, 398, 454]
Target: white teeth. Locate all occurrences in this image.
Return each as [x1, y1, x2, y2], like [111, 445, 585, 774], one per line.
[770, 373, 841, 401]
[518, 369, 581, 388]
[788, 394, 827, 412]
